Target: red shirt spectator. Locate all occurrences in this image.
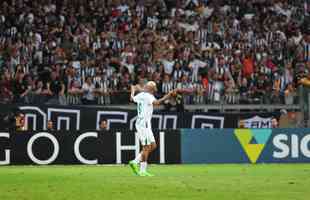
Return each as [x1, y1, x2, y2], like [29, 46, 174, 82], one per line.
[242, 55, 254, 79]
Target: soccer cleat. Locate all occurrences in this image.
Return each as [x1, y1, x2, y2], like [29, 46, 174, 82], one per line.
[129, 161, 139, 175]
[139, 171, 154, 177]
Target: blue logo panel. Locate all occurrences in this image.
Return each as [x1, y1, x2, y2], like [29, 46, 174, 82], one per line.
[181, 128, 310, 164]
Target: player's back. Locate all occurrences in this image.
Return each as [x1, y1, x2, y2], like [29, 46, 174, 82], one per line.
[133, 92, 156, 123]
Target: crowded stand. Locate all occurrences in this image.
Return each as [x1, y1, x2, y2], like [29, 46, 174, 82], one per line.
[0, 0, 310, 106]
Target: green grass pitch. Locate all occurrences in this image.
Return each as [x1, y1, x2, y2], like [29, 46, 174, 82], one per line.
[0, 164, 309, 200]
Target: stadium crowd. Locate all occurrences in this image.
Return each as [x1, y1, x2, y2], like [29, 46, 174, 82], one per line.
[0, 0, 310, 106]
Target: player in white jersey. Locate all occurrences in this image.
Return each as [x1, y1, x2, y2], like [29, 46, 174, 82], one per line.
[129, 81, 177, 176]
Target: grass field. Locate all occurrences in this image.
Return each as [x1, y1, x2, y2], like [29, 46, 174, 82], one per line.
[0, 164, 309, 200]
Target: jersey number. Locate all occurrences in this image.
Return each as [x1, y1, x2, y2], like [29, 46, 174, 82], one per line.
[137, 103, 142, 115]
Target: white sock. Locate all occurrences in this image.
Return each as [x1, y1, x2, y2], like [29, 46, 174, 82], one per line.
[140, 162, 147, 173]
[133, 153, 142, 164]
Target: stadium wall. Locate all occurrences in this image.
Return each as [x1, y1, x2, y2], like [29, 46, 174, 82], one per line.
[1, 129, 310, 165]
[0, 104, 279, 130]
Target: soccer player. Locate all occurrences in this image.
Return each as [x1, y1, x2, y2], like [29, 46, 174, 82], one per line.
[129, 81, 177, 176]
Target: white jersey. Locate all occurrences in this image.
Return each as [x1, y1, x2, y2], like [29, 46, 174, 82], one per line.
[133, 92, 156, 128]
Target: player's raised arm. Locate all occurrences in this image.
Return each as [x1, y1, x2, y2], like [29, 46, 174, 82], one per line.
[153, 89, 178, 106]
[131, 84, 145, 102]
[130, 85, 137, 102]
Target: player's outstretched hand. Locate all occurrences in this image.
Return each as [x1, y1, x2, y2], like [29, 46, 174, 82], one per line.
[169, 89, 179, 97]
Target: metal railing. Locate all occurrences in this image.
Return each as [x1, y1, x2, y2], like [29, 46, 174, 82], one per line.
[97, 103, 300, 112]
[0, 90, 304, 113]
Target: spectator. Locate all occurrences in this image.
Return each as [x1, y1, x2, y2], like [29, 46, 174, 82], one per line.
[15, 113, 26, 131]
[238, 120, 246, 128]
[161, 74, 175, 110]
[67, 80, 83, 104]
[271, 117, 279, 128]
[239, 78, 249, 104]
[284, 83, 296, 105]
[99, 118, 108, 131]
[33, 80, 52, 104]
[13, 71, 30, 103]
[82, 76, 96, 105]
[46, 71, 66, 105]
[177, 74, 194, 104]
[47, 120, 54, 131]
[0, 69, 13, 103]
[194, 75, 206, 104]
[299, 72, 310, 87]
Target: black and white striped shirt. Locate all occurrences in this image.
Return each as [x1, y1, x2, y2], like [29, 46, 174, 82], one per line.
[172, 69, 183, 81]
[196, 28, 208, 48]
[93, 76, 110, 93]
[111, 39, 125, 51]
[161, 81, 174, 94]
[207, 81, 215, 101]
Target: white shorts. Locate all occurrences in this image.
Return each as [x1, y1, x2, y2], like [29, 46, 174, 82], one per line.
[135, 123, 155, 146]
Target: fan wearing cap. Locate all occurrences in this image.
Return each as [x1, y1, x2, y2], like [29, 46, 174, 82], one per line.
[128, 81, 177, 176]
